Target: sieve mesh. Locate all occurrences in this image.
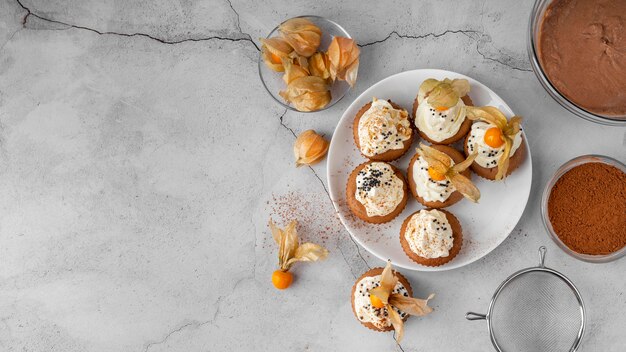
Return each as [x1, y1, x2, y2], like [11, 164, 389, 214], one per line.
[490, 270, 583, 352]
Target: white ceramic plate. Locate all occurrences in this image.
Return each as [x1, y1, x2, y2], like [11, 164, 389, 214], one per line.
[327, 69, 532, 271]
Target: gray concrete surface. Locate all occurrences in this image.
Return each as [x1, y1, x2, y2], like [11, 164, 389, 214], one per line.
[0, 0, 624, 351]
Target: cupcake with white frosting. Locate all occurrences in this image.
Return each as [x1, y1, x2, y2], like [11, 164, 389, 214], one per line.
[464, 106, 526, 180]
[412, 78, 474, 145]
[407, 143, 481, 208]
[407, 144, 479, 208]
[350, 261, 434, 337]
[350, 267, 412, 331]
[346, 161, 408, 224]
[399, 208, 463, 267]
[353, 98, 413, 161]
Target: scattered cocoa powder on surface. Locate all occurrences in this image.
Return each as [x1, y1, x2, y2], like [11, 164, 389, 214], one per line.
[265, 191, 343, 247]
[548, 162, 626, 255]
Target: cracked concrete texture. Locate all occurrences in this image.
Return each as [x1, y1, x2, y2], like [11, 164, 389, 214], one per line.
[0, 0, 624, 351]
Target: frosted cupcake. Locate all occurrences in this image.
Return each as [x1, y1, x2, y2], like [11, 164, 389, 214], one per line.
[464, 106, 526, 180]
[351, 261, 434, 341]
[399, 209, 463, 267]
[351, 267, 412, 332]
[353, 98, 413, 161]
[412, 78, 474, 145]
[346, 161, 408, 224]
[407, 144, 480, 208]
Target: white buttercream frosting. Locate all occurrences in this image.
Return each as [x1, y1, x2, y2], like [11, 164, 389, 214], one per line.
[415, 96, 466, 142]
[466, 121, 522, 169]
[353, 274, 409, 329]
[411, 156, 455, 202]
[357, 98, 411, 157]
[404, 209, 454, 258]
[355, 162, 404, 217]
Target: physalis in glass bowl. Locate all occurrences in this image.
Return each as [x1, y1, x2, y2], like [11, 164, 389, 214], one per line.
[261, 17, 359, 112]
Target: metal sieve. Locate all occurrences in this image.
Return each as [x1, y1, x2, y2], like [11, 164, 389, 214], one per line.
[466, 247, 586, 352]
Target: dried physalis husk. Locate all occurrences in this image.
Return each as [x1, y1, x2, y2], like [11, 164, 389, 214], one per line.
[279, 76, 331, 112]
[418, 79, 441, 102]
[279, 18, 322, 57]
[269, 220, 328, 272]
[417, 143, 481, 202]
[368, 260, 398, 307]
[327, 37, 360, 87]
[466, 107, 523, 180]
[421, 78, 470, 110]
[466, 106, 507, 129]
[260, 37, 294, 72]
[282, 58, 309, 85]
[288, 51, 310, 72]
[389, 293, 435, 317]
[368, 261, 435, 343]
[308, 52, 331, 80]
[293, 130, 329, 167]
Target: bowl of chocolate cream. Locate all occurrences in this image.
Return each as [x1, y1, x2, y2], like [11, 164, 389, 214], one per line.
[529, 0, 626, 126]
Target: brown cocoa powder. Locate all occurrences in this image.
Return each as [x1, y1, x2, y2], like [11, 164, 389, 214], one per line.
[548, 162, 626, 255]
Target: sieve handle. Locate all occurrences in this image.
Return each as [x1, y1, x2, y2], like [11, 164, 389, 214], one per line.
[465, 312, 487, 321]
[538, 246, 547, 268]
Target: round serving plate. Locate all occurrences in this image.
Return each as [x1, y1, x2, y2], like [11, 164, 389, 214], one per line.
[327, 69, 533, 271]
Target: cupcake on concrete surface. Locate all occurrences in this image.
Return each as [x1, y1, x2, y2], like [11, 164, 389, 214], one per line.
[399, 209, 463, 267]
[412, 78, 474, 145]
[353, 98, 413, 161]
[346, 161, 408, 224]
[407, 144, 480, 208]
[464, 106, 526, 180]
[351, 261, 434, 341]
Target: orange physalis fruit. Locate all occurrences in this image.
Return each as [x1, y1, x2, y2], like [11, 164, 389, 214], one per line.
[428, 166, 446, 181]
[370, 293, 385, 309]
[435, 106, 448, 112]
[270, 52, 282, 64]
[272, 270, 293, 290]
[417, 143, 481, 203]
[260, 37, 294, 72]
[269, 220, 328, 290]
[484, 127, 504, 148]
[367, 261, 436, 343]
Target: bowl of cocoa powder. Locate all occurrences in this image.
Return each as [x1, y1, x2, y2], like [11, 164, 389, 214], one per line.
[542, 155, 626, 263]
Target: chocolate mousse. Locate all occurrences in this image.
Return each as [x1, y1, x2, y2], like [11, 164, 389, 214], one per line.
[538, 0, 626, 118]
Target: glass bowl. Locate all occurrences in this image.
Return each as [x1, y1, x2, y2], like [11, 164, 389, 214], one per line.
[258, 15, 352, 113]
[528, 0, 626, 126]
[541, 155, 626, 263]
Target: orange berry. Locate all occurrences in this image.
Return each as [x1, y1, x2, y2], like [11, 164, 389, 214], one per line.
[370, 294, 385, 309]
[435, 106, 448, 112]
[428, 167, 446, 181]
[484, 127, 505, 148]
[272, 270, 293, 290]
[270, 52, 282, 64]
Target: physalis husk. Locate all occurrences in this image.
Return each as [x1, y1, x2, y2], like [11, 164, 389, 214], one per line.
[260, 37, 294, 72]
[308, 52, 331, 80]
[279, 18, 322, 57]
[418, 78, 470, 110]
[293, 130, 329, 167]
[279, 76, 331, 112]
[416, 143, 481, 202]
[327, 36, 360, 87]
[269, 220, 328, 289]
[465, 106, 523, 180]
[282, 58, 309, 85]
[368, 261, 435, 343]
